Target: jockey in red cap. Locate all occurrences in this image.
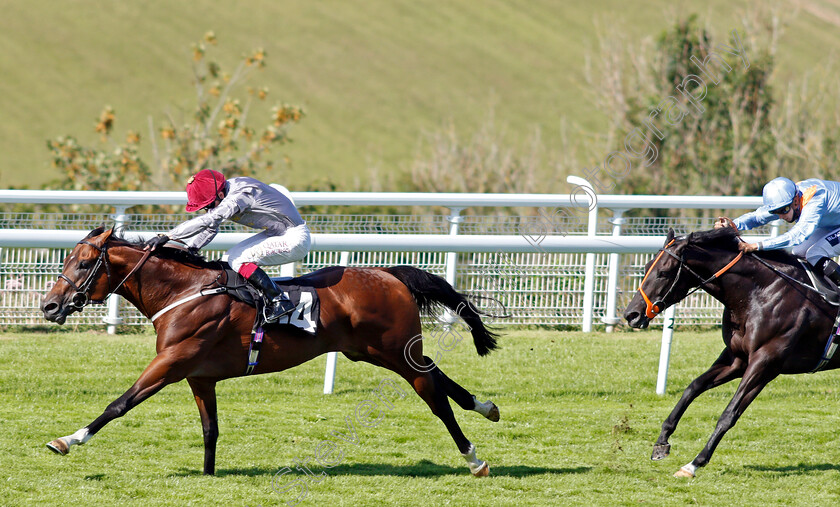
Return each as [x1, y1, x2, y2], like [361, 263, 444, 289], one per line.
[145, 169, 311, 323]
[183, 169, 226, 212]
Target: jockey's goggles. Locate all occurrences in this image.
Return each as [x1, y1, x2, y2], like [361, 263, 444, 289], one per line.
[770, 203, 792, 215]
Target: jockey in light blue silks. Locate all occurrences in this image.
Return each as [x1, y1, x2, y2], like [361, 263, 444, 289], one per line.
[716, 177, 840, 288]
[145, 169, 311, 323]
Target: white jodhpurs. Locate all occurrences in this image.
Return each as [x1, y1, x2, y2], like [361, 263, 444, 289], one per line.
[790, 226, 840, 265]
[227, 224, 311, 272]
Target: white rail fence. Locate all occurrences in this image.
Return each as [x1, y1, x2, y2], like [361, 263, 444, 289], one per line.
[0, 180, 780, 393]
[0, 181, 776, 333]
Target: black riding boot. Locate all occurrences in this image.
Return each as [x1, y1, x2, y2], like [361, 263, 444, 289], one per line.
[817, 257, 840, 289]
[246, 267, 295, 323]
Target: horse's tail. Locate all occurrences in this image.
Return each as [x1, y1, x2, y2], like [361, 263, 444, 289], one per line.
[386, 265, 501, 356]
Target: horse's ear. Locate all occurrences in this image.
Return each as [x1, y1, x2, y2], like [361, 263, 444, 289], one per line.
[100, 227, 114, 243]
[666, 228, 675, 244]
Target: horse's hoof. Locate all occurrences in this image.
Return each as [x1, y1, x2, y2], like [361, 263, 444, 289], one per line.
[651, 443, 671, 461]
[472, 462, 490, 477]
[487, 404, 500, 422]
[674, 466, 695, 478]
[46, 439, 69, 455]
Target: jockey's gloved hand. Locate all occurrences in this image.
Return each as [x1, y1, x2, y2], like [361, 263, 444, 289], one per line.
[145, 234, 169, 251]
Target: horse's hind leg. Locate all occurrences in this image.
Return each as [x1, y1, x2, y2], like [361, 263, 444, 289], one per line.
[653, 348, 744, 461]
[187, 378, 219, 475]
[426, 356, 499, 422]
[390, 357, 490, 476]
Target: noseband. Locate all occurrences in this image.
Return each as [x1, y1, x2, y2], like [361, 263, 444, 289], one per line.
[638, 239, 744, 319]
[57, 240, 112, 309]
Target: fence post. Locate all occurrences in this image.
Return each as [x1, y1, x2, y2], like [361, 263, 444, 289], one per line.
[566, 176, 598, 332]
[440, 208, 464, 325]
[323, 250, 351, 394]
[770, 220, 780, 238]
[603, 209, 627, 332]
[104, 206, 128, 334]
[280, 262, 295, 278]
[656, 304, 677, 395]
[445, 208, 464, 287]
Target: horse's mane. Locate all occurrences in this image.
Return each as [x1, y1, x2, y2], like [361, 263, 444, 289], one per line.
[686, 227, 801, 268]
[686, 227, 742, 251]
[86, 226, 221, 270]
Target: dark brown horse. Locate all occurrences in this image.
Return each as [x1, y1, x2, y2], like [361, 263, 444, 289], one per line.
[624, 227, 840, 477]
[41, 227, 501, 476]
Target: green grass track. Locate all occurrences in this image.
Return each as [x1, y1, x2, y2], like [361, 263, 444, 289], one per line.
[1, 328, 839, 505]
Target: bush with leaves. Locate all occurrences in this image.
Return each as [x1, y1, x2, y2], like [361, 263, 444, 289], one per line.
[47, 31, 304, 199]
[586, 9, 840, 215]
[585, 14, 775, 203]
[47, 106, 150, 192]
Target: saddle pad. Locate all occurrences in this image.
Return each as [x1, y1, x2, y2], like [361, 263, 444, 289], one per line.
[275, 283, 320, 334]
[221, 265, 320, 334]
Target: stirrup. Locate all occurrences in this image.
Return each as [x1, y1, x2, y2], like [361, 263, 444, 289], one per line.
[263, 297, 295, 323]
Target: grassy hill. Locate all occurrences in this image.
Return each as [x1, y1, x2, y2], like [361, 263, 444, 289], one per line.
[1, 0, 839, 191]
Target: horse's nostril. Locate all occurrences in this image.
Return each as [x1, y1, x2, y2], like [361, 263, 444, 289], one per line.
[43, 302, 58, 315]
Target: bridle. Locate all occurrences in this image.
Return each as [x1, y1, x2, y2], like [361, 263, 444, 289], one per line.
[56, 238, 152, 310]
[57, 240, 113, 309]
[638, 238, 744, 319]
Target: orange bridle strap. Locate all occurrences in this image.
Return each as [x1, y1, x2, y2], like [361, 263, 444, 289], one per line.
[712, 251, 744, 279]
[638, 239, 675, 319]
[637, 240, 744, 319]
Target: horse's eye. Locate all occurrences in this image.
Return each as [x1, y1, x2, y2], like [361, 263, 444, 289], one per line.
[78, 261, 92, 270]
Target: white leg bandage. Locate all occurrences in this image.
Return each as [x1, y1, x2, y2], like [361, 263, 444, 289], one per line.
[62, 427, 92, 447]
[472, 396, 494, 417]
[461, 443, 487, 475]
[680, 462, 697, 476]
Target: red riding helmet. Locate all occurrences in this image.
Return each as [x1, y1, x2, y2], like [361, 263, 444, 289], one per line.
[185, 169, 226, 212]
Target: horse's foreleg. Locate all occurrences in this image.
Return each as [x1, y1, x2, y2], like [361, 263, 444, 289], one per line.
[46, 349, 193, 456]
[675, 354, 779, 478]
[653, 349, 744, 460]
[187, 378, 218, 475]
[426, 357, 499, 422]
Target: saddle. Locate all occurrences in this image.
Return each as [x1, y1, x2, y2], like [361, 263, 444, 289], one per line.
[797, 260, 840, 306]
[218, 263, 320, 334]
[218, 265, 268, 307]
[213, 264, 321, 376]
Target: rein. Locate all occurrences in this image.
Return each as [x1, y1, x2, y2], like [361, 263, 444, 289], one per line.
[57, 240, 153, 310]
[748, 253, 826, 295]
[111, 248, 153, 295]
[60, 239, 234, 326]
[638, 239, 744, 319]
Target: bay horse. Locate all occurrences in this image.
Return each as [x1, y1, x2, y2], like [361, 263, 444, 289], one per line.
[624, 227, 840, 477]
[40, 227, 501, 476]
